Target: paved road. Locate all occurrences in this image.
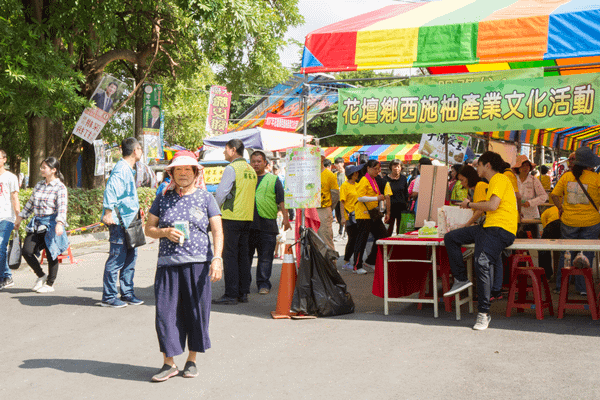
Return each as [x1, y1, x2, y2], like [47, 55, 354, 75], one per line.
[2, 226, 600, 399]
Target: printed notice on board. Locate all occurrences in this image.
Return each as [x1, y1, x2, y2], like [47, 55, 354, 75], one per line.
[284, 147, 321, 209]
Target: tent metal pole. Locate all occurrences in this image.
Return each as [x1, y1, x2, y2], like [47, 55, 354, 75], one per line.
[301, 73, 308, 241]
[309, 62, 600, 84]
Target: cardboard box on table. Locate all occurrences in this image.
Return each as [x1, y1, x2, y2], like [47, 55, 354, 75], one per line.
[415, 165, 447, 228]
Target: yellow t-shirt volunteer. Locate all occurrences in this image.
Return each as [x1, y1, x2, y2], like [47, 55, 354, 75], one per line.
[472, 181, 489, 203]
[483, 173, 518, 235]
[504, 168, 519, 193]
[355, 176, 377, 220]
[551, 170, 600, 227]
[340, 181, 357, 220]
[540, 206, 559, 228]
[320, 169, 339, 208]
[539, 175, 551, 191]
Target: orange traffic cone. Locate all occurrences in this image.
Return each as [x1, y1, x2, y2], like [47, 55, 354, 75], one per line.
[271, 244, 298, 319]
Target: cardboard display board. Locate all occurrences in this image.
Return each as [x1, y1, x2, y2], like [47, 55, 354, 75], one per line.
[415, 165, 447, 228]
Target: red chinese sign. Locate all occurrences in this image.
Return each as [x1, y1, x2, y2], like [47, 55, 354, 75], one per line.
[205, 86, 232, 135]
[263, 113, 300, 132]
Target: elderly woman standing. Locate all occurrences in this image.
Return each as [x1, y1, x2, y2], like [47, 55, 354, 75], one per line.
[14, 157, 68, 293]
[145, 151, 224, 382]
[513, 155, 547, 238]
[550, 147, 600, 296]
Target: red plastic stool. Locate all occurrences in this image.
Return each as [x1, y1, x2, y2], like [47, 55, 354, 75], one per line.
[508, 252, 533, 285]
[506, 266, 554, 320]
[40, 246, 75, 264]
[557, 268, 598, 320]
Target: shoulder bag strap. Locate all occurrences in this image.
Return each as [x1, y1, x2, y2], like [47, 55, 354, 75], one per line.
[574, 175, 599, 212]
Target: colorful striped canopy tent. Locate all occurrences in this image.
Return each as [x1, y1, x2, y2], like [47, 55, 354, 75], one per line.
[474, 126, 600, 154]
[301, 0, 600, 76]
[324, 144, 422, 163]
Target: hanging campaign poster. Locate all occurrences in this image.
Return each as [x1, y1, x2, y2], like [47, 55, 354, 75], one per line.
[73, 75, 127, 143]
[93, 140, 105, 176]
[205, 85, 232, 135]
[419, 133, 471, 164]
[337, 72, 600, 135]
[284, 146, 321, 209]
[142, 83, 163, 161]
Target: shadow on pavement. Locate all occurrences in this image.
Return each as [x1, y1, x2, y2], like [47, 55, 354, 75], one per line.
[11, 294, 100, 307]
[19, 359, 155, 382]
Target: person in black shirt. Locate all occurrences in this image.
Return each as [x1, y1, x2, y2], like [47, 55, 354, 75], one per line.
[383, 159, 409, 235]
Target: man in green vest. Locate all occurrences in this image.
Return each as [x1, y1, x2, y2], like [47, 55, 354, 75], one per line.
[248, 151, 290, 295]
[213, 139, 257, 305]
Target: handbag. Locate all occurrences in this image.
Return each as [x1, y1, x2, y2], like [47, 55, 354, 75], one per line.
[8, 231, 22, 270]
[346, 210, 357, 226]
[115, 209, 146, 249]
[368, 206, 383, 220]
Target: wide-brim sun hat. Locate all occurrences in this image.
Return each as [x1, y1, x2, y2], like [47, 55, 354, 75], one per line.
[574, 146, 600, 168]
[345, 164, 363, 177]
[513, 154, 536, 170]
[165, 150, 200, 170]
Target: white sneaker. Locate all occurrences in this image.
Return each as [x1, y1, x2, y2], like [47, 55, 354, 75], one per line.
[354, 268, 368, 275]
[32, 275, 47, 292]
[36, 284, 55, 293]
[473, 312, 491, 330]
[444, 280, 473, 297]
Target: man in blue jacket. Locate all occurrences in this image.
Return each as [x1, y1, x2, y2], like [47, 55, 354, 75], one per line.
[100, 137, 144, 308]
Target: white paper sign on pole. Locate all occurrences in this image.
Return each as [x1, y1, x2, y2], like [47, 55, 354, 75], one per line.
[93, 140, 105, 176]
[419, 133, 471, 164]
[284, 146, 321, 209]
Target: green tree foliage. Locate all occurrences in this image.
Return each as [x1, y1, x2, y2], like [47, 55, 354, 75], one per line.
[186, 0, 304, 97]
[0, 0, 304, 187]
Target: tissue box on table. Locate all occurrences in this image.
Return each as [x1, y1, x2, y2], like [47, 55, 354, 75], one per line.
[418, 220, 439, 238]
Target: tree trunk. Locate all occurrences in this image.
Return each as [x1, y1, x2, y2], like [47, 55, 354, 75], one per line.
[81, 140, 104, 189]
[8, 156, 21, 181]
[61, 139, 81, 188]
[28, 116, 48, 187]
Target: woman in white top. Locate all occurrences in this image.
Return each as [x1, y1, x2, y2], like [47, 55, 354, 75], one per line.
[513, 155, 547, 238]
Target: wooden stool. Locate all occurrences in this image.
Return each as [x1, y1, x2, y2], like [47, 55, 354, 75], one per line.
[506, 266, 554, 320]
[40, 246, 75, 264]
[557, 268, 598, 320]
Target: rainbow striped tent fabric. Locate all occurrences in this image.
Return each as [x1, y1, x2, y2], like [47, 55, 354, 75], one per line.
[324, 144, 422, 163]
[301, 0, 600, 75]
[476, 126, 600, 153]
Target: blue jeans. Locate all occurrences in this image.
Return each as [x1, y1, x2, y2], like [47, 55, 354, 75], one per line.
[0, 220, 14, 279]
[556, 222, 600, 293]
[102, 225, 138, 302]
[445, 225, 515, 313]
[248, 229, 277, 291]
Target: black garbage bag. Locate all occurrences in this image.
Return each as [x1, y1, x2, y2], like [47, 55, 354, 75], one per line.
[291, 228, 354, 317]
[8, 232, 22, 270]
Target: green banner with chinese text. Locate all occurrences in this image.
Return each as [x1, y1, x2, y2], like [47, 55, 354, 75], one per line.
[337, 72, 600, 135]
